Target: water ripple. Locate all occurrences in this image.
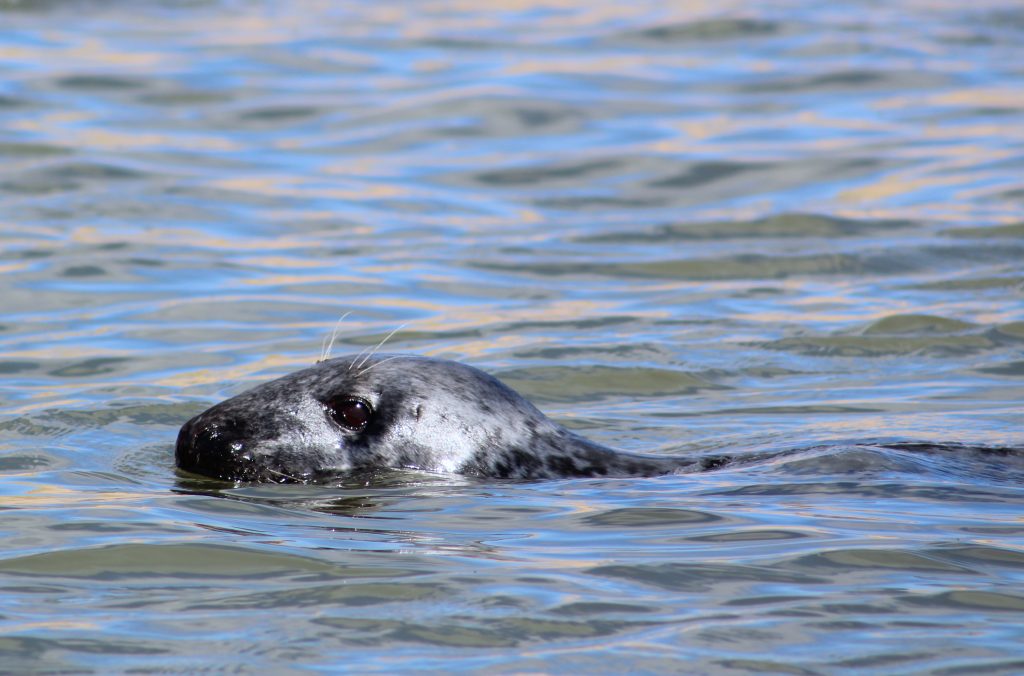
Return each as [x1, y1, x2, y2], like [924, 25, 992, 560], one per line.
[1, 0, 1023, 672]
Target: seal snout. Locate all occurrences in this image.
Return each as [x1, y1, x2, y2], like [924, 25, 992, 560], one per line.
[175, 413, 255, 481]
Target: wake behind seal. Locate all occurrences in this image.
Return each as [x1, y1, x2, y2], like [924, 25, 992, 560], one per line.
[175, 353, 705, 482]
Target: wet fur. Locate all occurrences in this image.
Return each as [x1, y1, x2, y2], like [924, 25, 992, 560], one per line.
[176, 354, 697, 482]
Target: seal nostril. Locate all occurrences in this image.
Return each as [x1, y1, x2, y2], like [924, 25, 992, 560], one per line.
[176, 413, 257, 481]
[183, 416, 250, 458]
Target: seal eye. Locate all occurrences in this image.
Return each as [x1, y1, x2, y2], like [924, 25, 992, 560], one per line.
[326, 397, 373, 431]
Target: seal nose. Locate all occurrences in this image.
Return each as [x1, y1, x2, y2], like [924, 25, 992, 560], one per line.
[175, 414, 253, 479]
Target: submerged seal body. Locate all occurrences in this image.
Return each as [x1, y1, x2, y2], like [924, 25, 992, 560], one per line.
[176, 353, 694, 482]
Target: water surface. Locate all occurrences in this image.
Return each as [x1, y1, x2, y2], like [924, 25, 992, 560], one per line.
[1, 0, 1023, 672]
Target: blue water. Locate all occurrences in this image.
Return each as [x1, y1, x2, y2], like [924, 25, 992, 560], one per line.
[1, 1, 1023, 672]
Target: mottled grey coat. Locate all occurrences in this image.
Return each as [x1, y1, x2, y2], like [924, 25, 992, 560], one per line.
[176, 354, 702, 482]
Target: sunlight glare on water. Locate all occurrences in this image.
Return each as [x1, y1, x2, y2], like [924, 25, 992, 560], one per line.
[0, 0, 1023, 672]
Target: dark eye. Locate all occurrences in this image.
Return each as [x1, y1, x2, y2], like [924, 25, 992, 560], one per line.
[325, 397, 373, 431]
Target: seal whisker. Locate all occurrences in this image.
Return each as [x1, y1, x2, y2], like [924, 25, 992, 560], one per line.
[319, 311, 353, 363]
[262, 466, 303, 483]
[354, 324, 406, 370]
[356, 354, 403, 377]
[348, 327, 389, 372]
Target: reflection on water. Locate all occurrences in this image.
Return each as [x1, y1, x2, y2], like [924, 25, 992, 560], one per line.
[1, 0, 1023, 672]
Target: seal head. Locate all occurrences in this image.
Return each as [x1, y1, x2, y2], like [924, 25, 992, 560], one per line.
[176, 354, 689, 482]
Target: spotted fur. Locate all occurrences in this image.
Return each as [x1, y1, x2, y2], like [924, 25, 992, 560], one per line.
[176, 354, 699, 483]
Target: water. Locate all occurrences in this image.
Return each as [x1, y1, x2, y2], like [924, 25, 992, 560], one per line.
[1, 0, 1023, 672]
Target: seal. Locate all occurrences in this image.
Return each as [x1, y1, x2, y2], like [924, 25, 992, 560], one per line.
[176, 353, 706, 482]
